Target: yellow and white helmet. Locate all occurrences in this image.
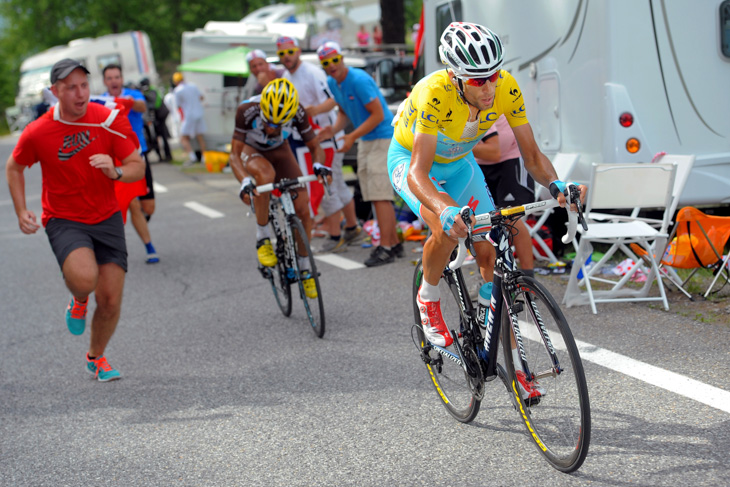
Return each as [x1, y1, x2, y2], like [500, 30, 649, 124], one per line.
[260, 78, 299, 125]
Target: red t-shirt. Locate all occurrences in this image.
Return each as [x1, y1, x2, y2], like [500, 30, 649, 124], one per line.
[12, 102, 138, 226]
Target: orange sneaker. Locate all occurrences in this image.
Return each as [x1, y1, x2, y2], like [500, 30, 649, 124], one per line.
[417, 293, 453, 347]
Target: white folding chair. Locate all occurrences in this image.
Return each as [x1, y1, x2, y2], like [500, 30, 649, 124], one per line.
[563, 163, 677, 314]
[526, 153, 580, 263]
[588, 154, 694, 231]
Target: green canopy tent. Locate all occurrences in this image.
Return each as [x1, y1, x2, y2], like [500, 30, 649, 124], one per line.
[177, 46, 252, 76]
[177, 46, 252, 104]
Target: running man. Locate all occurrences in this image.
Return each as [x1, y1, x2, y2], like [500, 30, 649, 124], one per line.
[5, 58, 145, 381]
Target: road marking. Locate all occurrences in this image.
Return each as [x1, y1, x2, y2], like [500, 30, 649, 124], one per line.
[314, 254, 366, 270]
[184, 201, 224, 219]
[575, 339, 730, 414]
[153, 182, 168, 193]
[519, 324, 730, 414]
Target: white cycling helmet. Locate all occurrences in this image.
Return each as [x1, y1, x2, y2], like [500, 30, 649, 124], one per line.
[439, 22, 504, 78]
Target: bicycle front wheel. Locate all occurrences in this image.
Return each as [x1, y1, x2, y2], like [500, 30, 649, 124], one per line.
[290, 217, 325, 338]
[267, 209, 292, 316]
[501, 275, 590, 472]
[413, 260, 481, 423]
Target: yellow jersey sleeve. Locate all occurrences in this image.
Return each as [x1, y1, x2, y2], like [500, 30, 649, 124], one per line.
[493, 71, 529, 129]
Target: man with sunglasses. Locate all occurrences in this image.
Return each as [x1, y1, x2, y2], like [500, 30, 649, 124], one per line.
[316, 41, 402, 266]
[229, 78, 328, 299]
[276, 36, 364, 255]
[387, 23, 586, 354]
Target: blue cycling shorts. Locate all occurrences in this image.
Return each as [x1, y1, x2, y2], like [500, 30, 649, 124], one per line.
[387, 137, 495, 231]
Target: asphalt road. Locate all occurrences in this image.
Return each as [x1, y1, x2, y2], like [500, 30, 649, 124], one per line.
[1, 134, 729, 486]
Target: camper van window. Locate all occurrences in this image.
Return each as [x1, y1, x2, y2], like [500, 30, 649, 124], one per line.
[722, 0, 730, 58]
[98, 54, 122, 72]
[224, 75, 246, 88]
[435, 1, 462, 66]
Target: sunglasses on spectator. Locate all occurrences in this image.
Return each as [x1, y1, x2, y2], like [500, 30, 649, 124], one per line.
[277, 49, 298, 57]
[320, 55, 342, 68]
[464, 71, 500, 87]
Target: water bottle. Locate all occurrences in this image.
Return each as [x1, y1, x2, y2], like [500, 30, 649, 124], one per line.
[476, 282, 493, 329]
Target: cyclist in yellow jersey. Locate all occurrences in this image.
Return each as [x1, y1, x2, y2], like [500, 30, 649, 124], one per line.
[388, 22, 586, 348]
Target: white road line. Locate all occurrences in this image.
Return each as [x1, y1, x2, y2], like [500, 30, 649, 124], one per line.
[314, 254, 366, 270]
[184, 201, 224, 219]
[153, 182, 168, 193]
[575, 339, 730, 414]
[519, 324, 730, 413]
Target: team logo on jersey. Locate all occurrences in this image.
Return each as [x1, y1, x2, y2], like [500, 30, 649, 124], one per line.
[405, 99, 416, 118]
[420, 111, 437, 124]
[443, 109, 453, 122]
[509, 87, 522, 102]
[512, 104, 526, 118]
[58, 130, 96, 161]
[485, 112, 499, 122]
[392, 162, 406, 193]
[427, 97, 442, 112]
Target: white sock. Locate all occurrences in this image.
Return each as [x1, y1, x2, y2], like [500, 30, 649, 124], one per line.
[419, 281, 440, 302]
[256, 225, 270, 241]
[298, 256, 310, 271]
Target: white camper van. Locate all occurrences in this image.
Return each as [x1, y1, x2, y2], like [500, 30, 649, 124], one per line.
[422, 0, 730, 206]
[9, 31, 158, 131]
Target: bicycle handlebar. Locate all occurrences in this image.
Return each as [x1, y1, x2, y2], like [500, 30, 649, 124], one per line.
[449, 184, 586, 270]
[255, 174, 318, 195]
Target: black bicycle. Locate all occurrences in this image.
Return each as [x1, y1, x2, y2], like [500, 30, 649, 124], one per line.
[411, 186, 591, 472]
[247, 173, 326, 338]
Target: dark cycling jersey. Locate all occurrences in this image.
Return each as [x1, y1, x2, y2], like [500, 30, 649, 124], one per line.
[232, 96, 315, 151]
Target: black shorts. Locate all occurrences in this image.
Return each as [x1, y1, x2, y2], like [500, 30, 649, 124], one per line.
[45, 211, 128, 272]
[139, 156, 155, 200]
[480, 157, 535, 207]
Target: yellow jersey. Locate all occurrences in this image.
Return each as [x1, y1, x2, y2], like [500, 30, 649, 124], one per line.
[393, 69, 529, 164]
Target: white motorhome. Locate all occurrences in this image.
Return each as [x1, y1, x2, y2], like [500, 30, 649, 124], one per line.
[422, 0, 730, 206]
[15, 31, 158, 110]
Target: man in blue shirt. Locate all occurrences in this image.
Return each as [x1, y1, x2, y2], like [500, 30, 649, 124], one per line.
[316, 41, 401, 267]
[103, 64, 159, 264]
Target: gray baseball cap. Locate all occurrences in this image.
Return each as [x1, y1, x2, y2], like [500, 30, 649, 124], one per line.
[50, 58, 90, 83]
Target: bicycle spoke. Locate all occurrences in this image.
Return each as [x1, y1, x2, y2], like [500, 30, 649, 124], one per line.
[502, 276, 591, 473]
[291, 217, 325, 338]
[413, 261, 481, 423]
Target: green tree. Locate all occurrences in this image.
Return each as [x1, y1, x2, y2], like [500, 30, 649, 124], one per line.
[0, 0, 268, 112]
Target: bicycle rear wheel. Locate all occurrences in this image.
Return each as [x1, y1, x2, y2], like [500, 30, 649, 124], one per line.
[290, 216, 325, 338]
[501, 275, 590, 472]
[267, 208, 292, 316]
[412, 260, 481, 423]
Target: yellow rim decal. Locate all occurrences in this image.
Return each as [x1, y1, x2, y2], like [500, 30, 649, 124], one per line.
[511, 379, 547, 451]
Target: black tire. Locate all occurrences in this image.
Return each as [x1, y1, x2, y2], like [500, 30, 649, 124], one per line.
[412, 260, 481, 423]
[290, 216, 325, 338]
[268, 209, 292, 317]
[501, 276, 591, 473]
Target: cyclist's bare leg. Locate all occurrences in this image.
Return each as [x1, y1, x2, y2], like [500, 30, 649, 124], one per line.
[512, 218, 534, 271]
[292, 186, 313, 258]
[242, 152, 275, 226]
[420, 206, 458, 286]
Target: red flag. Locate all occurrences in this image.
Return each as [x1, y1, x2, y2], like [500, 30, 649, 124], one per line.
[292, 142, 336, 216]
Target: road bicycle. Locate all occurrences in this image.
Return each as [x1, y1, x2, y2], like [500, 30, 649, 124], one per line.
[247, 173, 327, 338]
[411, 186, 591, 472]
